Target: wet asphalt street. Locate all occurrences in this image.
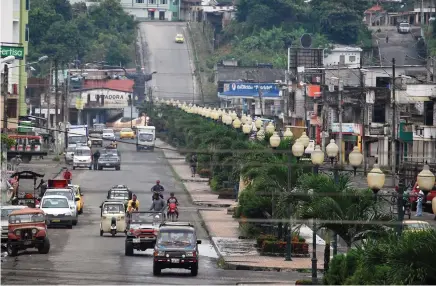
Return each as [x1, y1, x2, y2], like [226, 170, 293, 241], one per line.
[1, 139, 302, 285]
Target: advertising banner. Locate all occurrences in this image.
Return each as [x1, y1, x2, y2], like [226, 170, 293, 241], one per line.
[221, 82, 280, 97]
[0, 45, 24, 60]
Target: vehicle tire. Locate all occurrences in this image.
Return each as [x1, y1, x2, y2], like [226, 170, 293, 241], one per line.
[191, 264, 198, 276]
[100, 229, 103, 236]
[67, 222, 73, 229]
[99, 167, 103, 170]
[125, 240, 134, 256]
[7, 243, 18, 257]
[88, 166, 92, 170]
[38, 237, 50, 254]
[153, 263, 161, 276]
[115, 166, 120, 171]
[78, 208, 83, 215]
[73, 219, 78, 226]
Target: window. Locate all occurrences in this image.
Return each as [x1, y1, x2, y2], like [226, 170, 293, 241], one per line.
[349, 55, 356, 62]
[161, 0, 167, 4]
[25, 24, 29, 41]
[25, 0, 30, 10]
[339, 55, 345, 65]
[136, 0, 144, 3]
[149, 0, 155, 3]
[372, 104, 386, 123]
[7, 99, 18, 118]
[173, 11, 178, 18]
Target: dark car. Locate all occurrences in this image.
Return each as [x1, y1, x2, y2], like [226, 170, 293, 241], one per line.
[101, 148, 121, 160]
[153, 222, 201, 276]
[97, 153, 121, 170]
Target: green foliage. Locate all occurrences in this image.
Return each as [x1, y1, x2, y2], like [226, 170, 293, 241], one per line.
[1, 134, 16, 148]
[29, 0, 136, 65]
[324, 230, 436, 285]
[214, 0, 373, 67]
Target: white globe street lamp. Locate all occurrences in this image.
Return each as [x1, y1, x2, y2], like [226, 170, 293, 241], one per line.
[311, 145, 325, 167]
[349, 146, 363, 175]
[232, 117, 242, 129]
[265, 122, 275, 134]
[242, 123, 251, 134]
[326, 139, 339, 165]
[283, 127, 293, 140]
[367, 164, 385, 196]
[241, 114, 247, 124]
[300, 132, 310, 148]
[255, 118, 263, 129]
[292, 138, 305, 159]
[257, 128, 265, 141]
[417, 165, 435, 192]
[269, 131, 281, 148]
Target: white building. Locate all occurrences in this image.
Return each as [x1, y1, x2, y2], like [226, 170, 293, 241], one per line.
[119, 0, 175, 21]
[323, 46, 362, 68]
[0, 0, 22, 129]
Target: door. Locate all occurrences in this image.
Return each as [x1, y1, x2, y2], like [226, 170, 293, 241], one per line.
[159, 11, 165, 20]
[148, 11, 155, 20]
[339, 55, 345, 66]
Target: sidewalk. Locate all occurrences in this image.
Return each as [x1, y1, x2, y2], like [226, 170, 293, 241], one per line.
[158, 139, 328, 272]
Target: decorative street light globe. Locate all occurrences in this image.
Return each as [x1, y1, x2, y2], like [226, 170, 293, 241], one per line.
[367, 164, 385, 196]
[252, 125, 258, 132]
[265, 122, 275, 134]
[255, 118, 263, 129]
[241, 114, 247, 124]
[299, 132, 310, 148]
[417, 165, 435, 192]
[233, 117, 242, 129]
[326, 139, 339, 164]
[257, 128, 265, 140]
[269, 132, 281, 148]
[230, 111, 237, 120]
[165, 100, 170, 105]
[283, 127, 293, 140]
[242, 123, 251, 134]
[349, 146, 363, 175]
[246, 116, 253, 126]
[225, 114, 232, 125]
[311, 145, 325, 166]
[292, 138, 305, 158]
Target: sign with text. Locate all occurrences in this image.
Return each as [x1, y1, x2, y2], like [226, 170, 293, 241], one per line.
[221, 83, 280, 97]
[330, 123, 361, 135]
[1, 45, 24, 60]
[77, 89, 129, 108]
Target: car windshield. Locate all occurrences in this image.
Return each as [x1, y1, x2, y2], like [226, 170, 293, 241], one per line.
[139, 133, 153, 141]
[157, 230, 195, 246]
[400, 23, 409, 27]
[1, 208, 17, 218]
[404, 223, 430, 230]
[103, 149, 117, 155]
[45, 191, 73, 200]
[69, 136, 87, 143]
[121, 128, 132, 132]
[103, 204, 124, 213]
[176, 34, 182, 37]
[109, 191, 129, 200]
[103, 129, 114, 134]
[130, 212, 159, 224]
[75, 149, 91, 156]
[9, 213, 45, 223]
[90, 133, 102, 138]
[67, 147, 76, 152]
[42, 198, 69, 208]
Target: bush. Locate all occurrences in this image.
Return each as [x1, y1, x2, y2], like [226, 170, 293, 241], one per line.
[260, 239, 309, 256]
[198, 168, 212, 178]
[239, 223, 262, 239]
[256, 234, 277, 247]
[295, 280, 314, 285]
[217, 188, 235, 199]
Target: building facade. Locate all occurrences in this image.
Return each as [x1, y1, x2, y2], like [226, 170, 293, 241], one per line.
[119, 0, 180, 21]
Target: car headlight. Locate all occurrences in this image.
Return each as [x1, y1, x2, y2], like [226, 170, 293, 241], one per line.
[185, 251, 195, 257]
[15, 230, 21, 236]
[32, 229, 37, 234]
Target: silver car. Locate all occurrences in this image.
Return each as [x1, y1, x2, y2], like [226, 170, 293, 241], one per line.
[102, 129, 116, 141]
[65, 146, 76, 164]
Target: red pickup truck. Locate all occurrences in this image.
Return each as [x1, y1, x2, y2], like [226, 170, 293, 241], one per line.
[409, 182, 436, 212]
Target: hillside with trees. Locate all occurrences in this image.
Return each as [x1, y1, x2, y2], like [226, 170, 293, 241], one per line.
[29, 0, 137, 66]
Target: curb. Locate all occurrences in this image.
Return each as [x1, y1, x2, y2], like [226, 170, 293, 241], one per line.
[197, 209, 223, 260]
[222, 262, 325, 273]
[192, 202, 233, 207]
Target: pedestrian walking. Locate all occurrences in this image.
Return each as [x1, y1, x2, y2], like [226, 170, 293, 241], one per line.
[416, 189, 424, 217]
[189, 154, 197, 177]
[93, 149, 100, 170]
[386, 35, 389, 43]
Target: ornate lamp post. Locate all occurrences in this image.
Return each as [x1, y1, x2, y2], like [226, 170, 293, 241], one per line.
[242, 123, 251, 135]
[367, 164, 385, 197]
[265, 122, 275, 134]
[349, 146, 363, 176]
[283, 127, 293, 140]
[232, 117, 242, 129]
[299, 132, 310, 149]
[257, 128, 265, 140]
[310, 144, 324, 284]
[255, 118, 263, 129]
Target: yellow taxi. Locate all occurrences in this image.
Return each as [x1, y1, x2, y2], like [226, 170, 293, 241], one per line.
[70, 185, 84, 214]
[403, 220, 431, 233]
[120, 128, 135, 139]
[175, 33, 184, 43]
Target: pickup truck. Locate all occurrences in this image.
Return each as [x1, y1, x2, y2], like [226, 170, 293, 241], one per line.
[89, 131, 103, 147]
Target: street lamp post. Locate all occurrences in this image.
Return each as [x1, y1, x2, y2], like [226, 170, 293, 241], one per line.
[367, 163, 385, 198]
[310, 145, 325, 284]
[325, 139, 339, 255]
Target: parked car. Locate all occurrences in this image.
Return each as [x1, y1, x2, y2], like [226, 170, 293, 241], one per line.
[40, 195, 75, 228]
[64, 146, 75, 164]
[97, 152, 121, 171]
[1, 205, 27, 243]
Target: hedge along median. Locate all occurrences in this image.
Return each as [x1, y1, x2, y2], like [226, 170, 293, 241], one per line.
[148, 103, 311, 225]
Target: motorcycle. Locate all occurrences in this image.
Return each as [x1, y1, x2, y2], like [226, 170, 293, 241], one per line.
[168, 203, 177, 222]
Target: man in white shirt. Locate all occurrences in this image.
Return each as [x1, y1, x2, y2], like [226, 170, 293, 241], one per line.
[416, 189, 424, 217]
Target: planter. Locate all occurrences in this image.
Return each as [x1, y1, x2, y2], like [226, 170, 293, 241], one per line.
[198, 169, 211, 178]
[217, 188, 235, 199]
[260, 240, 309, 257]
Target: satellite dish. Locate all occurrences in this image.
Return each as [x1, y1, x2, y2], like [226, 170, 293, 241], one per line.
[300, 34, 312, 48]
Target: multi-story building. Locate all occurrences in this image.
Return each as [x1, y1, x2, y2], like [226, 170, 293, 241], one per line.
[119, 0, 180, 21]
[1, 0, 29, 129]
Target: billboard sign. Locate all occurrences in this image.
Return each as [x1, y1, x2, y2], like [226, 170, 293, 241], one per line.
[221, 83, 280, 97]
[1, 45, 24, 60]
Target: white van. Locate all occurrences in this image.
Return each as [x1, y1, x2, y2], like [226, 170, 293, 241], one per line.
[136, 126, 156, 151]
[73, 146, 92, 170]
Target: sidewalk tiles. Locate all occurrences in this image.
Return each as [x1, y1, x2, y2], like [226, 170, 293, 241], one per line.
[159, 139, 329, 271]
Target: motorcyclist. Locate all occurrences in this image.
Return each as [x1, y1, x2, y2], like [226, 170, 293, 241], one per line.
[167, 192, 179, 219]
[150, 193, 166, 213]
[127, 194, 140, 213]
[111, 140, 117, 148]
[151, 180, 164, 200]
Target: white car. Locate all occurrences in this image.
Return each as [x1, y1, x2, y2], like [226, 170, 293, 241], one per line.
[102, 129, 116, 141]
[40, 195, 74, 228]
[73, 146, 92, 170]
[1, 205, 27, 243]
[65, 146, 76, 164]
[42, 189, 78, 225]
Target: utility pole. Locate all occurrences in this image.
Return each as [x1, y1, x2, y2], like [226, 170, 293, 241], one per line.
[303, 71, 308, 133]
[64, 65, 70, 149]
[391, 58, 397, 187]
[360, 59, 367, 175]
[47, 62, 52, 130]
[257, 67, 263, 117]
[2, 64, 9, 131]
[54, 60, 59, 154]
[338, 78, 343, 166]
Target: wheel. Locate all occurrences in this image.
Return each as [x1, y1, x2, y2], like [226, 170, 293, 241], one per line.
[115, 166, 120, 171]
[67, 222, 73, 229]
[7, 243, 18, 257]
[89, 166, 92, 170]
[125, 240, 134, 256]
[153, 263, 161, 276]
[73, 166, 76, 170]
[38, 237, 50, 254]
[78, 208, 83, 215]
[100, 229, 103, 236]
[191, 264, 198, 276]
[99, 167, 103, 170]
[73, 219, 78, 226]
[111, 231, 116, 237]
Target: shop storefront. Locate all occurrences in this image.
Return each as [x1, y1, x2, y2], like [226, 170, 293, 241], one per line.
[330, 123, 362, 164]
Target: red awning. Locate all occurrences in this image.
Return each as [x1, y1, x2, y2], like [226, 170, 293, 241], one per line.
[148, 8, 156, 11]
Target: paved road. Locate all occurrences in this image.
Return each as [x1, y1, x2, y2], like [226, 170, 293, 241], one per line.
[1, 139, 306, 284]
[137, 22, 197, 103]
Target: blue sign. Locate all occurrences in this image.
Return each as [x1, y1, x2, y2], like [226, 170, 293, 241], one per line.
[221, 83, 280, 97]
